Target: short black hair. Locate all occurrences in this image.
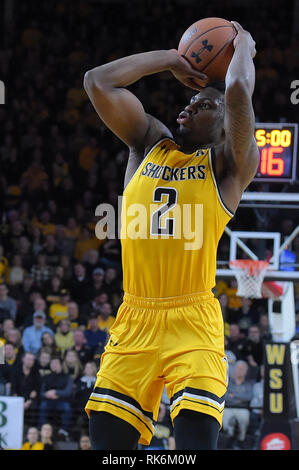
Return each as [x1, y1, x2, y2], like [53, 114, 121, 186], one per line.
[206, 81, 226, 94]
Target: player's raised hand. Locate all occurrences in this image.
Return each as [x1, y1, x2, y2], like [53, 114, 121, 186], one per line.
[168, 49, 209, 90]
[231, 21, 256, 58]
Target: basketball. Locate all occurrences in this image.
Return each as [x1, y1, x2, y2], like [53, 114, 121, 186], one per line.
[178, 17, 237, 83]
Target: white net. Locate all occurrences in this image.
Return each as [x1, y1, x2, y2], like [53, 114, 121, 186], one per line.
[229, 260, 270, 299]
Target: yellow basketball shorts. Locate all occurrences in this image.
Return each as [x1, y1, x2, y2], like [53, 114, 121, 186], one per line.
[85, 291, 228, 446]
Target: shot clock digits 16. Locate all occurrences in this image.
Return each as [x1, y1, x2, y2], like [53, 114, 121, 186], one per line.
[254, 123, 298, 182]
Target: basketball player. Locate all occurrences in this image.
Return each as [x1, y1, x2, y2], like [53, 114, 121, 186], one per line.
[84, 21, 258, 450]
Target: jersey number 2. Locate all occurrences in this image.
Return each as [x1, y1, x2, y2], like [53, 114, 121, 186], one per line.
[150, 187, 178, 236]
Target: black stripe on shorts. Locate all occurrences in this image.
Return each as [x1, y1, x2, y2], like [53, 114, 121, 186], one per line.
[170, 387, 226, 406]
[88, 398, 154, 435]
[171, 397, 224, 415]
[93, 387, 153, 420]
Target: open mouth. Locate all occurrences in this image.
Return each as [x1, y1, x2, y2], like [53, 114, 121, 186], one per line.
[176, 111, 191, 125]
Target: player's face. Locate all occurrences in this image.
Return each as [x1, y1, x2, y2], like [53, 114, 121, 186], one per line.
[176, 87, 225, 150]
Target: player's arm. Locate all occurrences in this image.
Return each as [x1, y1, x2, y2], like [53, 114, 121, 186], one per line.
[83, 50, 207, 151]
[217, 21, 259, 212]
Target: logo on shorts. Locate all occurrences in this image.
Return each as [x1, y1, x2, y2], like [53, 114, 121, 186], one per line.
[108, 337, 118, 347]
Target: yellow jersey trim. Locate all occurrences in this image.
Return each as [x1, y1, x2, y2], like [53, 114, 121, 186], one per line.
[124, 137, 175, 194]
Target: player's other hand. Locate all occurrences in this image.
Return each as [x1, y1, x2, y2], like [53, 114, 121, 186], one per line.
[231, 21, 256, 58]
[168, 49, 209, 91]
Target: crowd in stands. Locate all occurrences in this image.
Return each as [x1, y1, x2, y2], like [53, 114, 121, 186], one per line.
[0, 0, 298, 450]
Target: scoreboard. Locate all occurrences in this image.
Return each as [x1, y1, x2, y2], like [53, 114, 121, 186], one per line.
[254, 123, 298, 183]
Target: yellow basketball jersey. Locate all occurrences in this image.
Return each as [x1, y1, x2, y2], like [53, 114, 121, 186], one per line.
[120, 138, 233, 298]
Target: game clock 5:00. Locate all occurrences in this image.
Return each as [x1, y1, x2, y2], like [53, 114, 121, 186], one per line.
[254, 123, 298, 183]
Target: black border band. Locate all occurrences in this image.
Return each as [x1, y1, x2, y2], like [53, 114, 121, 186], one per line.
[210, 147, 235, 217]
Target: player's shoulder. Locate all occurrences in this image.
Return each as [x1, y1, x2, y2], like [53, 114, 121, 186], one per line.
[129, 113, 174, 159]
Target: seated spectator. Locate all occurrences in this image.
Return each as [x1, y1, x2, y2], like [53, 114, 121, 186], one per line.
[5, 327, 24, 359]
[43, 234, 61, 267]
[69, 263, 91, 305]
[78, 136, 100, 173]
[59, 255, 73, 283]
[258, 313, 272, 340]
[12, 275, 36, 327]
[4, 340, 20, 366]
[55, 225, 74, 258]
[41, 331, 60, 357]
[37, 348, 52, 379]
[225, 279, 242, 311]
[21, 427, 44, 450]
[226, 323, 247, 360]
[16, 235, 33, 271]
[87, 267, 105, 299]
[78, 434, 91, 450]
[103, 267, 120, 297]
[40, 423, 55, 450]
[83, 250, 102, 277]
[0, 283, 17, 323]
[0, 342, 19, 395]
[72, 328, 92, 364]
[74, 361, 97, 432]
[81, 291, 108, 321]
[74, 226, 102, 262]
[65, 217, 81, 240]
[97, 301, 115, 333]
[31, 210, 55, 237]
[5, 254, 26, 285]
[244, 325, 264, 368]
[11, 352, 41, 426]
[23, 296, 53, 329]
[222, 361, 254, 449]
[67, 301, 86, 329]
[38, 356, 73, 435]
[49, 289, 70, 325]
[84, 313, 108, 354]
[62, 349, 83, 381]
[235, 298, 260, 334]
[0, 317, 15, 343]
[44, 276, 63, 306]
[30, 252, 52, 287]
[55, 319, 74, 356]
[22, 311, 54, 356]
[30, 227, 44, 258]
[5, 220, 25, 254]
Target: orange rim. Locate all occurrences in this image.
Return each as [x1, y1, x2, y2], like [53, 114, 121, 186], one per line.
[230, 260, 269, 276]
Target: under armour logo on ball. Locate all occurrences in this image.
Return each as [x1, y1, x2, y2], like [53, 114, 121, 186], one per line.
[191, 39, 213, 63]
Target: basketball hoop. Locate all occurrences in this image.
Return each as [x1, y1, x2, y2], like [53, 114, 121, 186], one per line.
[229, 259, 270, 299]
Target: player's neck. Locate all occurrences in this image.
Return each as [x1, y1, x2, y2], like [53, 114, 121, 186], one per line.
[175, 132, 216, 154]
[178, 140, 214, 154]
